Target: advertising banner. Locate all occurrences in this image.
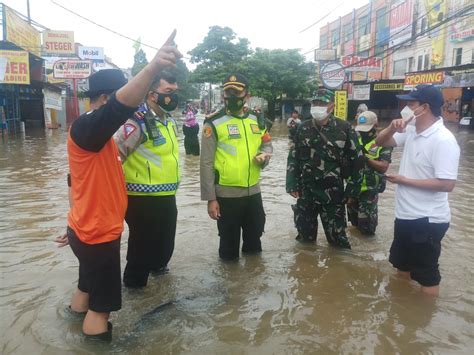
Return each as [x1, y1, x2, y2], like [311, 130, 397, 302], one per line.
[404, 71, 445, 90]
[352, 84, 371, 100]
[341, 56, 383, 72]
[320, 63, 345, 90]
[334, 91, 348, 120]
[77, 46, 104, 61]
[389, 0, 413, 48]
[42, 31, 75, 55]
[423, 0, 446, 65]
[449, 0, 474, 42]
[314, 49, 337, 61]
[0, 50, 30, 84]
[374, 83, 404, 91]
[4, 6, 41, 56]
[53, 60, 92, 79]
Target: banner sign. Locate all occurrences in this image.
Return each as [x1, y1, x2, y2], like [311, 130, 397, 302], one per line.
[352, 84, 371, 100]
[334, 91, 348, 120]
[4, 6, 41, 56]
[53, 60, 92, 79]
[314, 49, 337, 61]
[389, 0, 413, 48]
[341, 56, 383, 72]
[374, 83, 404, 91]
[0, 50, 30, 84]
[43, 88, 62, 110]
[78, 46, 104, 61]
[404, 71, 445, 90]
[42, 31, 75, 55]
[320, 62, 345, 89]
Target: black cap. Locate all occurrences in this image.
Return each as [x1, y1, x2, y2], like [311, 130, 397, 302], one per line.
[84, 69, 128, 97]
[396, 84, 444, 115]
[223, 73, 249, 92]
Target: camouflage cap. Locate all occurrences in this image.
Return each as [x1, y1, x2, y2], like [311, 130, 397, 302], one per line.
[311, 88, 335, 103]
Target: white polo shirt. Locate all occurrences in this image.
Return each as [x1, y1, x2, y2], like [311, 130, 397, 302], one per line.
[393, 119, 460, 223]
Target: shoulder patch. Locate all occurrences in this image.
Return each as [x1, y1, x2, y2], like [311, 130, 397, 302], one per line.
[203, 125, 213, 138]
[123, 122, 137, 139]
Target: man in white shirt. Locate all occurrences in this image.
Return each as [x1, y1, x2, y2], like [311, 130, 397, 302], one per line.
[376, 84, 460, 296]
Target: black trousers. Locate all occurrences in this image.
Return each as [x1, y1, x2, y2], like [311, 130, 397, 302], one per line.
[124, 195, 177, 287]
[216, 193, 266, 260]
[183, 125, 200, 156]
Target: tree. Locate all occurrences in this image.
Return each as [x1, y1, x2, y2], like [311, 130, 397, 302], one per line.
[175, 59, 199, 104]
[131, 38, 148, 76]
[189, 26, 251, 84]
[244, 48, 316, 120]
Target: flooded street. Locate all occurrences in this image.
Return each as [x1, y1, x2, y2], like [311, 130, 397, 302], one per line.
[1, 120, 473, 354]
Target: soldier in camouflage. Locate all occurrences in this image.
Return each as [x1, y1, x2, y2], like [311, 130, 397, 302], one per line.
[347, 111, 392, 235]
[286, 88, 364, 249]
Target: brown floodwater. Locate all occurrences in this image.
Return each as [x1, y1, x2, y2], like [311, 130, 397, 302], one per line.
[1, 118, 473, 354]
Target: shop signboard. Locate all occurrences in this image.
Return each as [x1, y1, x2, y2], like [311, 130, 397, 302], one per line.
[314, 49, 337, 61]
[78, 46, 104, 61]
[389, 0, 413, 48]
[42, 31, 75, 55]
[0, 50, 30, 84]
[374, 83, 404, 91]
[4, 6, 41, 56]
[352, 84, 371, 100]
[404, 71, 445, 90]
[320, 62, 345, 90]
[53, 59, 92, 79]
[341, 55, 383, 72]
[334, 90, 348, 120]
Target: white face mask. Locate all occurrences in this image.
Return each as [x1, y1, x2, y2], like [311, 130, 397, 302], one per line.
[400, 105, 423, 125]
[311, 106, 328, 120]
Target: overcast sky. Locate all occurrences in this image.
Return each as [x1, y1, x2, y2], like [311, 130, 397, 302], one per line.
[5, 0, 368, 68]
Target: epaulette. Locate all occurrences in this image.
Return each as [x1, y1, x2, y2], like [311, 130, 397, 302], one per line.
[204, 108, 226, 124]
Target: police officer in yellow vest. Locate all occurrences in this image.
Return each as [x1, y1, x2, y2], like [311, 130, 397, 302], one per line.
[200, 73, 273, 260]
[347, 111, 392, 235]
[114, 71, 180, 287]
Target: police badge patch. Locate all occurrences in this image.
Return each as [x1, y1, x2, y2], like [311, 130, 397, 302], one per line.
[123, 123, 137, 139]
[227, 124, 241, 138]
[250, 124, 261, 134]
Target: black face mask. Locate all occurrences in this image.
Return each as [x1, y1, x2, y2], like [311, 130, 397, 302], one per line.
[225, 96, 245, 113]
[359, 129, 376, 144]
[156, 92, 178, 112]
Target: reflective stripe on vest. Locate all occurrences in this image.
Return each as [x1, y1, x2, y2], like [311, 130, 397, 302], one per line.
[213, 114, 264, 187]
[123, 117, 180, 196]
[360, 137, 383, 193]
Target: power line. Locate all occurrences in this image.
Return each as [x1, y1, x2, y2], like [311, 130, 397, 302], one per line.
[299, 1, 347, 34]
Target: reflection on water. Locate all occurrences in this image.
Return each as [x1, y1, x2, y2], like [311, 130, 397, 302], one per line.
[1, 121, 473, 353]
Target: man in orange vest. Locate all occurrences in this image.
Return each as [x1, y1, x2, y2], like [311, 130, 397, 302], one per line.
[55, 30, 182, 341]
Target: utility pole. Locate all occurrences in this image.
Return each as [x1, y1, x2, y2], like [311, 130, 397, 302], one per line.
[26, 0, 31, 24]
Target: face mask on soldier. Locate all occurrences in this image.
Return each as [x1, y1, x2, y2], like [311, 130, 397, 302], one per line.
[310, 106, 328, 121]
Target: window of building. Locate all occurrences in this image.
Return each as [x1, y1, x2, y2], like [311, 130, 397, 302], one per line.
[376, 8, 387, 31]
[424, 54, 430, 70]
[417, 55, 423, 71]
[453, 48, 463, 66]
[359, 15, 370, 36]
[320, 34, 328, 49]
[420, 17, 428, 33]
[332, 29, 340, 47]
[393, 59, 407, 76]
[408, 57, 414, 72]
[343, 23, 352, 42]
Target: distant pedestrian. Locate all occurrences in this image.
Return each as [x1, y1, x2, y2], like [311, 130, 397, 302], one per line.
[183, 104, 200, 155]
[287, 110, 301, 141]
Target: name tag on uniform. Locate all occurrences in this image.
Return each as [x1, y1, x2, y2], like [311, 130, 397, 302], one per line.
[250, 124, 261, 134]
[227, 124, 241, 139]
[152, 130, 166, 146]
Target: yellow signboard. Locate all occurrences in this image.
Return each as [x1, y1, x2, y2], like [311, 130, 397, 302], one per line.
[4, 6, 41, 57]
[0, 50, 30, 84]
[374, 83, 404, 91]
[334, 90, 348, 120]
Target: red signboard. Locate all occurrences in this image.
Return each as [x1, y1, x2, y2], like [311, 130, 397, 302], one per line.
[389, 0, 413, 47]
[341, 56, 383, 72]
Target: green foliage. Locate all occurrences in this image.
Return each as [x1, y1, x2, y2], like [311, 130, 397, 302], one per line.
[175, 59, 200, 103]
[131, 48, 148, 77]
[244, 48, 316, 101]
[189, 26, 251, 84]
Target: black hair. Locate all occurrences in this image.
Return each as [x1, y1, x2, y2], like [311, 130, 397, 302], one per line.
[88, 91, 112, 103]
[151, 71, 177, 90]
[421, 101, 442, 117]
[292, 110, 299, 114]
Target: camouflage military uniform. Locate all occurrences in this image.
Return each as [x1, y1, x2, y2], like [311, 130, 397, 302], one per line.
[286, 114, 364, 248]
[347, 136, 392, 235]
